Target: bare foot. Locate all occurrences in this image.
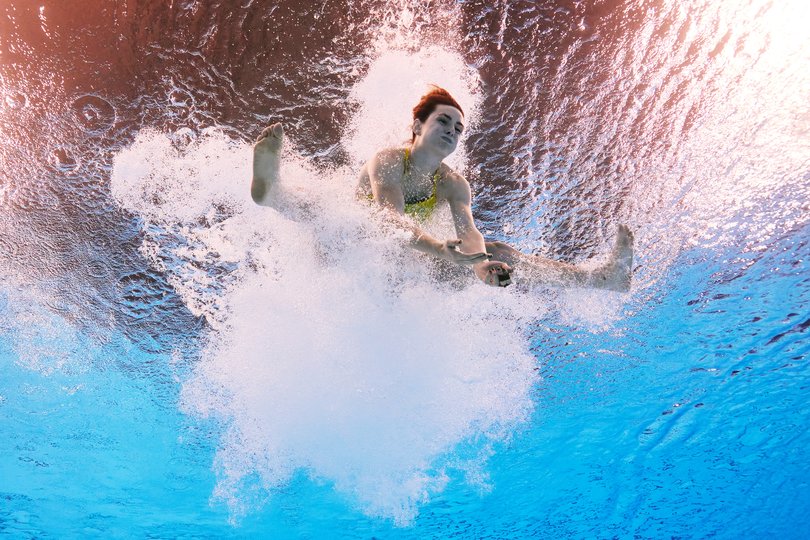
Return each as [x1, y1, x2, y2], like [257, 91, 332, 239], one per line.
[251, 123, 284, 204]
[591, 224, 634, 292]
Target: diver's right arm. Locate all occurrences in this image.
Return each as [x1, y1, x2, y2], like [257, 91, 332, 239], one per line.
[366, 150, 488, 265]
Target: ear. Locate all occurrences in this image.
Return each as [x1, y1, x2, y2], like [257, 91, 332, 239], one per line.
[412, 118, 422, 136]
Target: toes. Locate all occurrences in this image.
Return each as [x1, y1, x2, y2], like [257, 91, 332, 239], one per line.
[256, 124, 284, 143]
[616, 224, 634, 248]
[256, 127, 272, 142]
[622, 225, 635, 243]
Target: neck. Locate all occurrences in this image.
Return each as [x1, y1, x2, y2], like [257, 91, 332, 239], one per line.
[408, 140, 445, 173]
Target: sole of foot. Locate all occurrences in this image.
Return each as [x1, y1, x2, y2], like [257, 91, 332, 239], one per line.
[252, 123, 284, 203]
[607, 224, 634, 292]
[591, 224, 634, 292]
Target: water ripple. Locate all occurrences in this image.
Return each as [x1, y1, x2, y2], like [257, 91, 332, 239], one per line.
[116, 270, 173, 321]
[47, 147, 81, 173]
[71, 95, 116, 134]
[0, 233, 21, 263]
[85, 259, 114, 280]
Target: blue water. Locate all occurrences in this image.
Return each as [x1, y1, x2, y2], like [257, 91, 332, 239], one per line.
[2, 229, 807, 538]
[2, 0, 810, 537]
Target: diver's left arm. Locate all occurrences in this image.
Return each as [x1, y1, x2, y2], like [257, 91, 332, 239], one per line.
[445, 174, 512, 286]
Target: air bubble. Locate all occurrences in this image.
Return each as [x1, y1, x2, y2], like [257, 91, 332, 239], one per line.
[4, 92, 28, 109]
[168, 89, 194, 108]
[71, 94, 116, 134]
[84, 230, 113, 252]
[86, 259, 113, 279]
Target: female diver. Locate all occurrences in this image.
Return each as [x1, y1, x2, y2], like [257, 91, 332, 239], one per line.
[251, 86, 633, 290]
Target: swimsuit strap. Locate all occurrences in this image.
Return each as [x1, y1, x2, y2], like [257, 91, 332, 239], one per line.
[402, 147, 440, 221]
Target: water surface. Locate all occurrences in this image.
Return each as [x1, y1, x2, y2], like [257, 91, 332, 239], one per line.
[1, 0, 808, 537]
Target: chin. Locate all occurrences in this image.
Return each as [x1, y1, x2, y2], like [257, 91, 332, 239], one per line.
[436, 141, 456, 154]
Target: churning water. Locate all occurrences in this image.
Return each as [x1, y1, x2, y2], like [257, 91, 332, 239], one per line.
[1, 0, 808, 537]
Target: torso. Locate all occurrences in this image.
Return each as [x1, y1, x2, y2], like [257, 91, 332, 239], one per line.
[358, 147, 458, 220]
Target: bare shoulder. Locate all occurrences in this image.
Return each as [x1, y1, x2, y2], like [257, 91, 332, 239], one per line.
[367, 147, 405, 184]
[438, 166, 472, 201]
[370, 147, 403, 168]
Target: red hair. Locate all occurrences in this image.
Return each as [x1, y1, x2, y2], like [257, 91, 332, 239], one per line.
[412, 86, 464, 142]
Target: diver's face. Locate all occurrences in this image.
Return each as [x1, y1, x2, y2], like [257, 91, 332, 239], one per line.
[415, 105, 465, 154]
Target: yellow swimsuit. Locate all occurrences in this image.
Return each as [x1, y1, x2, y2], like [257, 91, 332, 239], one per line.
[401, 148, 440, 221]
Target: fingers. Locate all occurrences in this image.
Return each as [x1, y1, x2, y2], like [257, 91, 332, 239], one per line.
[446, 240, 485, 263]
[497, 262, 513, 274]
[455, 251, 489, 264]
[444, 241, 494, 264]
[442, 241, 514, 286]
[485, 268, 510, 286]
[485, 262, 513, 287]
[487, 262, 512, 275]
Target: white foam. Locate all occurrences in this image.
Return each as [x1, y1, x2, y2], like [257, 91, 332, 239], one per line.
[110, 48, 542, 525]
[345, 46, 482, 172]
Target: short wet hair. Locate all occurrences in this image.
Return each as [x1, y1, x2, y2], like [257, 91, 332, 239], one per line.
[412, 86, 464, 141]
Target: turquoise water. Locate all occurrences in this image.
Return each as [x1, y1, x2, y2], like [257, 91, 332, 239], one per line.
[3, 233, 807, 537]
[2, 0, 809, 537]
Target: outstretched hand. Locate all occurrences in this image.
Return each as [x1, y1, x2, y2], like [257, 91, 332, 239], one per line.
[437, 239, 490, 265]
